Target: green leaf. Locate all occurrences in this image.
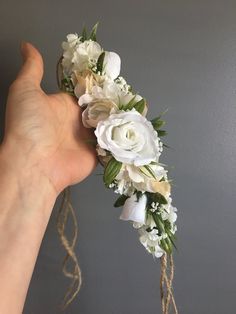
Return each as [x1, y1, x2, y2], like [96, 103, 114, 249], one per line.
[103, 157, 122, 187]
[151, 192, 168, 205]
[140, 165, 156, 180]
[167, 231, 177, 251]
[89, 22, 99, 41]
[160, 238, 172, 254]
[152, 213, 167, 233]
[123, 94, 137, 110]
[157, 130, 167, 137]
[163, 143, 171, 149]
[81, 26, 87, 42]
[134, 99, 146, 114]
[151, 118, 166, 130]
[114, 194, 129, 207]
[96, 51, 105, 74]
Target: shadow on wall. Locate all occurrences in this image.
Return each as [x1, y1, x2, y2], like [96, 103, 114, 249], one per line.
[0, 40, 22, 142]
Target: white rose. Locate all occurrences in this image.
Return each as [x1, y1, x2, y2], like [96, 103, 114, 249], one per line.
[95, 110, 162, 166]
[82, 99, 118, 128]
[103, 51, 121, 80]
[120, 193, 147, 224]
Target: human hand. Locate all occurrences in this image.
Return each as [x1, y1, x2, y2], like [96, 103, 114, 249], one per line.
[0, 42, 97, 196]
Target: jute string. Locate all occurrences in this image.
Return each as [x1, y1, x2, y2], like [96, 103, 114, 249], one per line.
[56, 187, 82, 309]
[160, 253, 178, 314]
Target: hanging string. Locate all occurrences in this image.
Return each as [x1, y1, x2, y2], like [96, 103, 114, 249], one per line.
[56, 187, 82, 309]
[160, 253, 178, 314]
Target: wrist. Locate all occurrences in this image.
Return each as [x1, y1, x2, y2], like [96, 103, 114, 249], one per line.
[0, 141, 57, 219]
[0, 143, 57, 314]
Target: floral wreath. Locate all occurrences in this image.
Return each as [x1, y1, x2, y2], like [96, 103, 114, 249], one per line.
[56, 23, 178, 314]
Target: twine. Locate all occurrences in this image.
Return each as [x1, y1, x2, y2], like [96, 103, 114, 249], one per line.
[56, 187, 82, 309]
[160, 253, 178, 314]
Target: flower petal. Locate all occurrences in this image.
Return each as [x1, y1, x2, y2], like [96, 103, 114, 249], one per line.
[120, 193, 147, 224]
[104, 51, 121, 80]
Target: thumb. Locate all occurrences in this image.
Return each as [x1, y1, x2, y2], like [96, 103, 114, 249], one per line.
[16, 42, 44, 87]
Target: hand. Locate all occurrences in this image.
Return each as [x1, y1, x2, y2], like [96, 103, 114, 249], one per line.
[1, 42, 97, 196]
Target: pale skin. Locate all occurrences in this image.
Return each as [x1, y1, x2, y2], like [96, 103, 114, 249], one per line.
[0, 42, 97, 314]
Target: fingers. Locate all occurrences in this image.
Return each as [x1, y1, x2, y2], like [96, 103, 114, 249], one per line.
[16, 42, 44, 87]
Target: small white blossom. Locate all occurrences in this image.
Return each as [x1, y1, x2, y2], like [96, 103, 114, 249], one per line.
[138, 227, 164, 258]
[160, 196, 177, 225]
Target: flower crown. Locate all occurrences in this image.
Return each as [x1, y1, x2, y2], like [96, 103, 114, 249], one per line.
[57, 23, 178, 313]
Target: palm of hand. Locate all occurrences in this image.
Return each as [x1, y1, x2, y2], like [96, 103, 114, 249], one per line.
[2, 44, 97, 195]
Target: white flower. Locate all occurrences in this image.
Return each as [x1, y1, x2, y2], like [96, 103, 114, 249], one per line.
[103, 51, 121, 79]
[115, 76, 131, 93]
[73, 69, 104, 101]
[120, 193, 147, 224]
[82, 99, 119, 128]
[116, 164, 170, 197]
[138, 227, 164, 258]
[95, 110, 162, 166]
[78, 78, 142, 107]
[161, 197, 177, 225]
[61, 34, 81, 76]
[72, 40, 102, 72]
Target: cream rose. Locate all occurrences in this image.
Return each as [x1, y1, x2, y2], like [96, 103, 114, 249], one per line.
[95, 110, 162, 166]
[82, 99, 118, 128]
[73, 69, 104, 105]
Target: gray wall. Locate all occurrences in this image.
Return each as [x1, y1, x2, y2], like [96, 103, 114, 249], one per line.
[1, 1, 236, 313]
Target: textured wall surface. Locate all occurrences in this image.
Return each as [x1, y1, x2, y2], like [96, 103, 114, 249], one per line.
[0, 1, 236, 313]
